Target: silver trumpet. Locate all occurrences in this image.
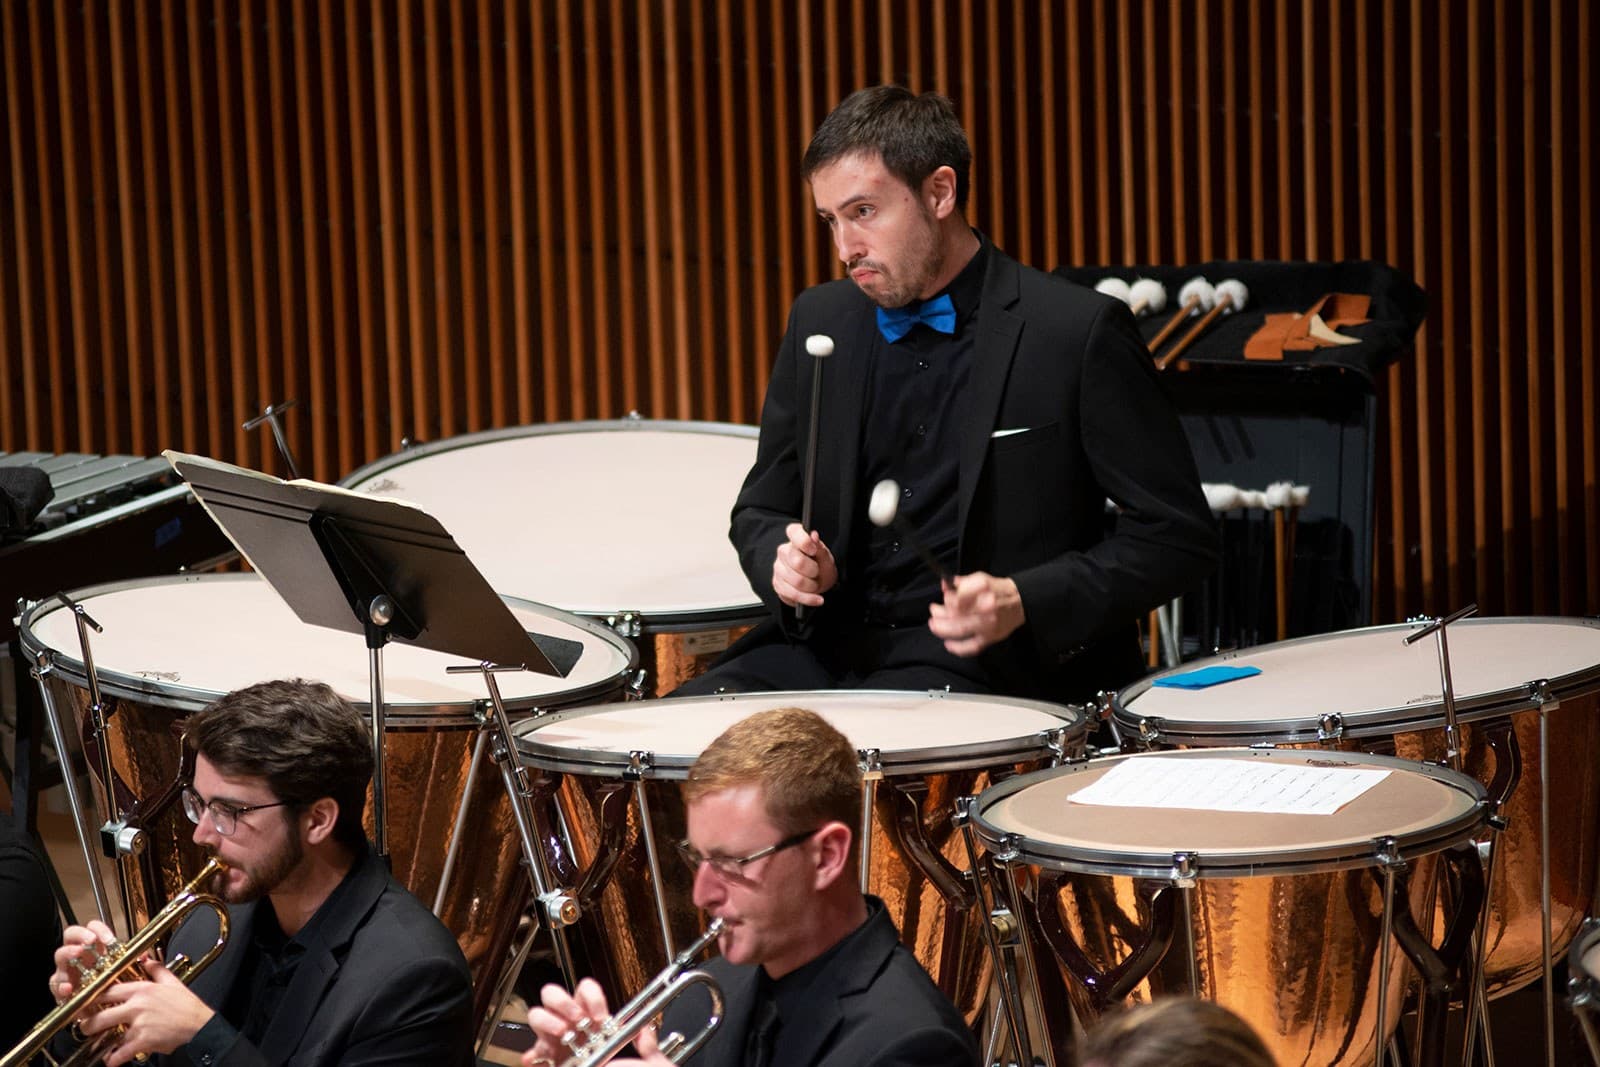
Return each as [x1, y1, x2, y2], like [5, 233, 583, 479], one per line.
[557, 918, 726, 1067]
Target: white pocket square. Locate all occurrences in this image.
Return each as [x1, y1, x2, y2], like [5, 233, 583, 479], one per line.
[990, 426, 1032, 439]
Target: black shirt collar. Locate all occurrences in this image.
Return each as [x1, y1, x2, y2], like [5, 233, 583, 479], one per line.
[935, 230, 989, 326]
[764, 896, 887, 1021]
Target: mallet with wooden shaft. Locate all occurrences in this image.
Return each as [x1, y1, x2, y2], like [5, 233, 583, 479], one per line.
[795, 333, 833, 623]
[1147, 276, 1215, 354]
[1156, 278, 1249, 370]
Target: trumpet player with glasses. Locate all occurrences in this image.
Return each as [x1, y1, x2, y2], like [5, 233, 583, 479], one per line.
[44, 678, 474, 1067]
[523, 707, 977, 1067]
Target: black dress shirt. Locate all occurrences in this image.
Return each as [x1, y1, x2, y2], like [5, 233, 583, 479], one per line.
[855, 239, 990, 626]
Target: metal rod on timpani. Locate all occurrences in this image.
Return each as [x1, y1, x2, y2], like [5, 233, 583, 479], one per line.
[433, 729, 490, 916]
[795, 334, 833, 623]
[31, 644, 115, 924]
[449, 661, 580, 986]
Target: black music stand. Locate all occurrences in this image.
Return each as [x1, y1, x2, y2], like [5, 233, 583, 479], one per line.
[164, 451, 574, 858]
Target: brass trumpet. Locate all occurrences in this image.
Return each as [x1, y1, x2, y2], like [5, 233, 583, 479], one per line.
[3, 858, 231, 1067]
[556, 918, 726, 1067]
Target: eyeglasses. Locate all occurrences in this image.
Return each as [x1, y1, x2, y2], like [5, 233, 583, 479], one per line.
[675, 828, 820, 881]
[181, 785, 289, 837]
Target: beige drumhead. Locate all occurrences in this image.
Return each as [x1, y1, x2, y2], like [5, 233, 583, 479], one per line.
[974, 749, 1486, 877]
[513, 689, 1087, 776]
[1116, 617, 1600, 742]
[20, 573, 636, 723]
[343, 421, 760, 623]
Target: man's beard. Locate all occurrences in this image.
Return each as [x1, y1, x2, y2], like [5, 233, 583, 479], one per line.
[853, 209, 944, 309]
[214, 831, 305, 904]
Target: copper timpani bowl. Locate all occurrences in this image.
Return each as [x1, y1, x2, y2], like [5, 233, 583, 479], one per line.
[1115, 617, 1600, 998]
[969, 748, 1490, 1066]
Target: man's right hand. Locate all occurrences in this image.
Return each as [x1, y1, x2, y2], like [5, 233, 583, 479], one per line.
[772, 522, 838, 608]
[524, 978, 671, 1067]
[50, 920, 119, 1003]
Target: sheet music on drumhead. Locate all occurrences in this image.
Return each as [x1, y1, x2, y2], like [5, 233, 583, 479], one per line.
[1068, 758, 1389, 816]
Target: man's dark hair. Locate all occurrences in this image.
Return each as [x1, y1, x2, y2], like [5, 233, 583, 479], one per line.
[188, 678, 373, 852]
[802, 85, 973, 207]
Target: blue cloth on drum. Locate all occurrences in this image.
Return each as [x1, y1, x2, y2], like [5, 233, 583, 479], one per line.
[1153, 664, 1262, 689]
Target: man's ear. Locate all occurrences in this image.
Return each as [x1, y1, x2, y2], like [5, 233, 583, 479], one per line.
[923, 165, 959, 220]
[302, 797, 340, 846]
[811, 821, 854, 890]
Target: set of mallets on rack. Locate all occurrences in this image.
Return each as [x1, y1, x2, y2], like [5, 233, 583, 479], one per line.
[1095, 275, 1251, 369]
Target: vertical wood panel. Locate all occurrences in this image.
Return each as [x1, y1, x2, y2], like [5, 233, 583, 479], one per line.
[1467, 0, 1490, 611]
[3, 1, 40, 446]
[295, 0, 331, 475]
[265, 1, 298, 466]
[531, 2, 559, 423]
[1520, 0, 1547, 614]
[423, 1, 455, 438]
[109, 1, 148, 454]
[1581, 0, 1600, 612]
[0, 0, 1594, 620]
[1493, 0, 1516, 611]
[82, 9, 120, 453]
[1548, 0, 1571, 615]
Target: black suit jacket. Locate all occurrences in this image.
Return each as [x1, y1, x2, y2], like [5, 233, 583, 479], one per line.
[157, 845, 474, 1067]
[731, 240, 1219, 700]
[662, 902, 977, 1067]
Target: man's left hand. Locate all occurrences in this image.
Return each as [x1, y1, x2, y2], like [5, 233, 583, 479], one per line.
[79, 959, 215, 1067]
[927, 572, 1025, 657]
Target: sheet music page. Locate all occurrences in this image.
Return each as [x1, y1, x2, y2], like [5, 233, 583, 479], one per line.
[1068, 758, 1389, 816]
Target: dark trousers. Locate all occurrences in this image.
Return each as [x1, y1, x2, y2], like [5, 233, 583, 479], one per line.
[669, 617, 998, 697]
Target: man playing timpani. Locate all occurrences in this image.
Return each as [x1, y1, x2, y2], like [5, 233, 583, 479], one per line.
[674, 85, 1216, 703]
[523, 707, 977, 1066]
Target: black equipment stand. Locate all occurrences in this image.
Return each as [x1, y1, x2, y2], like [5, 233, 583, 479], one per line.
[166, 451, 567, 859]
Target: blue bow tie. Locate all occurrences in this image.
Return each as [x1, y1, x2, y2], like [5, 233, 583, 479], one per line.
[876, 293, 957, 343]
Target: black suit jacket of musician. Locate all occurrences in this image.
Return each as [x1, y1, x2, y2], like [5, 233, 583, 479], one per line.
[662, 899, 978, 1067]
[156, 844, 474, 1067]
[731, 239, 1219, 701]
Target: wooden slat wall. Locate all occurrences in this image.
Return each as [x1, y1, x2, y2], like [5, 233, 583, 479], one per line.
[1, 0, 1595, 621]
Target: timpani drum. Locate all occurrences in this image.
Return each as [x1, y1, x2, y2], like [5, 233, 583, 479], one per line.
[342, 419, 762, 695]
[17, 572, 637, 1017]
[1112, 617, 1600, 997]
[968, 749, 1489, 1067]
[509, 689, 1089, 1022]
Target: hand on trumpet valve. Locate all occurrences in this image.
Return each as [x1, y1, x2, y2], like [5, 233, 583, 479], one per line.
[51, 920, 120, 1003]
[525, 978, 671, 1067]
[75, 957, 216, 1067]
[773, 522, 838, 610]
